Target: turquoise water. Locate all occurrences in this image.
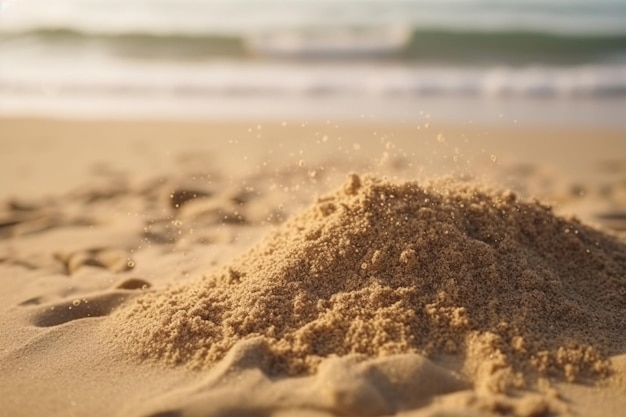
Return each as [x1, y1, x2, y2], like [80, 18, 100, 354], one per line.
[0, 0, 625, 123]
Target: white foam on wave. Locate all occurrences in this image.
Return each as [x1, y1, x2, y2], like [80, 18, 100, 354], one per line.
[2, 58, 624, 99]
[245, 28, 411, 60]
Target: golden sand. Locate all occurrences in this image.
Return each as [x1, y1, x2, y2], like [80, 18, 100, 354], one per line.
[2, 119, 626, 417]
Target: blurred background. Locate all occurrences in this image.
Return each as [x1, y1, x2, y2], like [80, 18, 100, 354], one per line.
[1, 0, 625, 126]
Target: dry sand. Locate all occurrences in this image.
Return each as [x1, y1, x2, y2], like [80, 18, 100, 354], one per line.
[1, 117, 625, 417]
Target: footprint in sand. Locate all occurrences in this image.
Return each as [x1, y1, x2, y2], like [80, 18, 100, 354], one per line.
[114, 278, 151, 290]
[167, 188, 213, 210]
[0, 210, 95, 238]
[595, 212, 626, 231]
[54, 248, 135, 275]
[30, 291, 135, 327]
[18, 278, 151, 309]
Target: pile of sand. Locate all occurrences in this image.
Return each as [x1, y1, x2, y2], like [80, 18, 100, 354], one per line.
[112, 174, 626, 391]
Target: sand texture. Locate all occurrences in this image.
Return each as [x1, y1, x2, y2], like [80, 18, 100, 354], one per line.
[1, 118, 626, 417]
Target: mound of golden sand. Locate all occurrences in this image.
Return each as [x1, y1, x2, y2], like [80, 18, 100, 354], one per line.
[113, 175, 626, 392]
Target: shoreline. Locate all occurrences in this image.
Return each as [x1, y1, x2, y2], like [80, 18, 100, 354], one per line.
[4, 94, 626, 128]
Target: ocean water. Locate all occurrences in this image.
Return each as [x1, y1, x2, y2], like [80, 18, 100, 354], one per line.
[1, 0, 625, 125]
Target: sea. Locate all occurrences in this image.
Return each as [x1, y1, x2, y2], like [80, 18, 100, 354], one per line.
[1, 0, 625, 126]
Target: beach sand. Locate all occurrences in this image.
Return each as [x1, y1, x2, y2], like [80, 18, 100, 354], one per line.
[1, 117, 625, 417]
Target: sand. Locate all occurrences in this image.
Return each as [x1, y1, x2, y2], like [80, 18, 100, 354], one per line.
[1, 117, 626, 417]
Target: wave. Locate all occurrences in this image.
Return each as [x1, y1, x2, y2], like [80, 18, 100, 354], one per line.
[402, 30, 626, 65]
[0, 28, 248, 59]
[2, 27, 626, 64]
